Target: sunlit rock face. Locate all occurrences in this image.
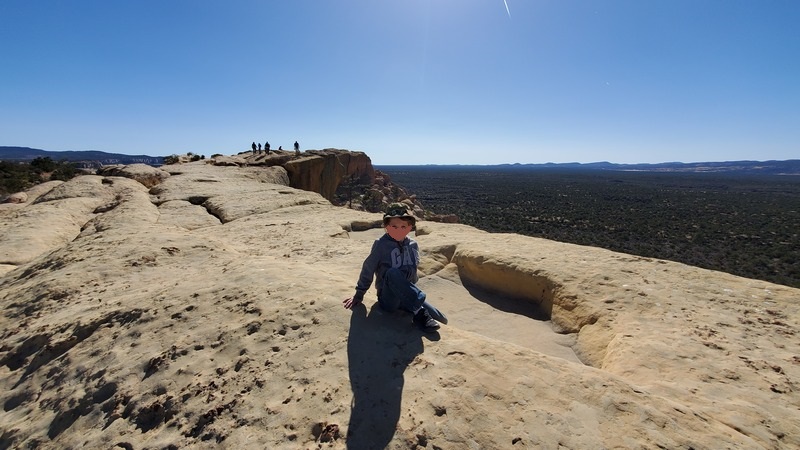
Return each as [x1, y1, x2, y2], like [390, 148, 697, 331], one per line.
[282, 149, 375, 202]
[0, 159, 797, 449]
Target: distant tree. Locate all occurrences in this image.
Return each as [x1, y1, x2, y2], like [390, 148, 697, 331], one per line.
[0, 158, 78, 195]
[362, 188, 384, 212]
[30, 156, 57, 173]
[0, 161, 34, 194]
[50, 160, 77, 181]
[341, 173, 360, 208]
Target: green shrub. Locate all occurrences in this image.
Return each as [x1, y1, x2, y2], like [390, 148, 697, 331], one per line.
[31, 156, 57, 172]
[0, 159, 78, 195]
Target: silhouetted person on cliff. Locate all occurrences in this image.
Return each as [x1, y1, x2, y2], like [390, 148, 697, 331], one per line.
[265, 142, 270, 154]
[251, 142, 257, 153]
[294, 141, 300, 155]
[257, 143, 262, 153]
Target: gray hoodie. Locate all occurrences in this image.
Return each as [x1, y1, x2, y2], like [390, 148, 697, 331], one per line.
[354, 234, 420, 301]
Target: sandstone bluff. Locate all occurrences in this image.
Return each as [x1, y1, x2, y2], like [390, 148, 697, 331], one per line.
[0, 152, 797, 449]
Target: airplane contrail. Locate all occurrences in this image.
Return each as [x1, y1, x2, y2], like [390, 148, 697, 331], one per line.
[503, 0, 511, 17]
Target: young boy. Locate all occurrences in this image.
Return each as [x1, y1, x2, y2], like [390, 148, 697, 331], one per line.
[343, 203, 445, 332]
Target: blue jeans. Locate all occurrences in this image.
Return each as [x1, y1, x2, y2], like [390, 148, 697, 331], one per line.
[378, 268, 426, 314]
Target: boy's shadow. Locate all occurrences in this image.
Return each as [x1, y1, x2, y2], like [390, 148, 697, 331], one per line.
[346, 303, 438, 450]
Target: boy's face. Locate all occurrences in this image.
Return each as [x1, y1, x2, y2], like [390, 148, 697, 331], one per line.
[385, 217, 413, 242]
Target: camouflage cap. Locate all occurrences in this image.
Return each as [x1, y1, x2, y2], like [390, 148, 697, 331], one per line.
[383, 202, 416, 226]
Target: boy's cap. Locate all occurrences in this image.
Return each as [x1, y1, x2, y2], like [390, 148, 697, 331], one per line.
[383, 203, 416, 225]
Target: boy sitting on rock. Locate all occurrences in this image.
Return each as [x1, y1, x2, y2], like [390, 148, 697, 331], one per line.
[343, 203, 446, 332]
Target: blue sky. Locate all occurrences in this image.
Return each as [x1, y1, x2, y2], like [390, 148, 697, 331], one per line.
[1, 0, 798, 165]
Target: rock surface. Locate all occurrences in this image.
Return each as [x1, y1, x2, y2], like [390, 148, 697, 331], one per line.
[222, 148, 397, 212]
[3, 192, 27, 204]
[282, 149, 375, 202]
[0, 161, 798, 449]
[96, 163, 171, 188]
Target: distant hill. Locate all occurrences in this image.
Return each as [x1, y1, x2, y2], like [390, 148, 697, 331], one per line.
[380, 159, 800, 175]
[0, 146, 165, 168]
[500, 160, 800, 175]
[4, 146, 798, 175]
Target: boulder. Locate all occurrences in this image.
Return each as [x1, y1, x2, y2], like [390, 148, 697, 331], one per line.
[96, 163, 171, 188]
[209, 155, 247, 166]
[4, 192, 27, 204]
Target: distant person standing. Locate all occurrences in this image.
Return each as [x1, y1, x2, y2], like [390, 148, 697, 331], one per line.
[257, 143, 262, 153]
[294, 141, 300, 155]
[251, 142, 257, 153]
[265, 141, 270, 154]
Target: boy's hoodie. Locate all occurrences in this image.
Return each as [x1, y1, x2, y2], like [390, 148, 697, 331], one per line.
[354, 233, 420, 301]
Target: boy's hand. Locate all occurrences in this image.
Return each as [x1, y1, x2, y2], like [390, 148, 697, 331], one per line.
[343, 297, 361, 310]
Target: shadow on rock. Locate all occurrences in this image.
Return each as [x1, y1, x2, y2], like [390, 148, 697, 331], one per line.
[345, 303, 431, 450]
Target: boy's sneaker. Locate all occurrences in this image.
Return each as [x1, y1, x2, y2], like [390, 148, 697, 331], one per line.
[413, 308, 440, 332]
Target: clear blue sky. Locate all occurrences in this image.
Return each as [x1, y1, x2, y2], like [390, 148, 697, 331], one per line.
[1, 1, 798, 165]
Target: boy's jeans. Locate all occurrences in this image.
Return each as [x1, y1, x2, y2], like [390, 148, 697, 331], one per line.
[378, 268, 426, 314]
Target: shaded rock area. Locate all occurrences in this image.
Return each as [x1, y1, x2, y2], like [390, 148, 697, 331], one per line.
[0, 160, 798, 449]
[282, 149, 375, 202]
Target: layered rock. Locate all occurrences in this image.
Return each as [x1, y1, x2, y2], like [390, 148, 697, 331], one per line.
[215, 148, 419, 214]
[282, 149, 375, 202]
[0, 161, 797, 449]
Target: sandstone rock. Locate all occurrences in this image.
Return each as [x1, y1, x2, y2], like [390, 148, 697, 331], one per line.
[246, 151, 295, 166]
[4, 192, 27, 203]
[26, 180, 65, 199]
[427, 213, 459, 223]
[0, 176, 140, 266]
[348, 219, 382, 232]
[34, 175, 115, 203]
[1, 180, 64, 206]
[0, 161, 796, 449]
[150, 162, 323, 223]
[209, 155, 247, 166]
[226, 149, 426, 216]
[156, 200, 222, 230]
[96, 163, 171, 188]
[282, 149, 374, 202]
[0, 263, 15, 277]
[0, 196, 102, 265]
